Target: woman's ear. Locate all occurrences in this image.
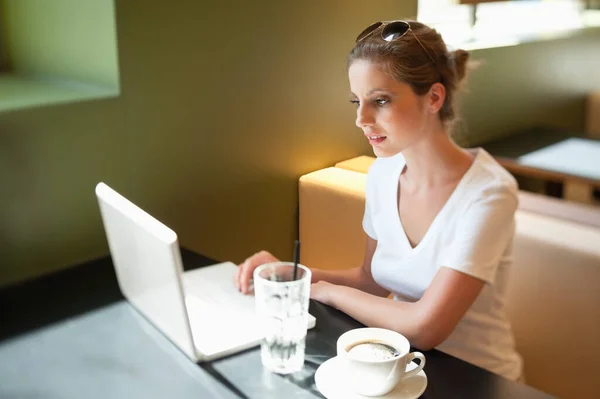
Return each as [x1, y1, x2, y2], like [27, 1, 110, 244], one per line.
[427, 83, 446, 114]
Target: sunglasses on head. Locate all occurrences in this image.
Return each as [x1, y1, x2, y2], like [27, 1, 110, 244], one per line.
[356, 20, 436, 65]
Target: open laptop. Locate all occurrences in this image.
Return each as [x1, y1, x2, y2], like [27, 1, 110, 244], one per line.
[95, 182, 316, 362]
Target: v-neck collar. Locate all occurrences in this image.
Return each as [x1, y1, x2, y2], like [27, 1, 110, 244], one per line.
[392, 148, 481, 256]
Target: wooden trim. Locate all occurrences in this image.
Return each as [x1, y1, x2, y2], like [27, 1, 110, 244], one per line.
[495, 156, 600, 187]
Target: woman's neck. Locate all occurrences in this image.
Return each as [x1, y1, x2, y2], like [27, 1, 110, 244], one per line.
[400, 127, 474, 193]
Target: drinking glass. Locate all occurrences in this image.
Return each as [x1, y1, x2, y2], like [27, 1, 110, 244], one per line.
[253, 262, 311, 374]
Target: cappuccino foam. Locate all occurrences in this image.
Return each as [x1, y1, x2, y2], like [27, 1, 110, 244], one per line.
[347, 341, 400, 361]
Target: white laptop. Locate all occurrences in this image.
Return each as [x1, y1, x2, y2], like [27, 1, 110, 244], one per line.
[95, 182, 316, 362]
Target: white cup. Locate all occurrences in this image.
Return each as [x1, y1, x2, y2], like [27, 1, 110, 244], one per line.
[336, 328, 426, 397]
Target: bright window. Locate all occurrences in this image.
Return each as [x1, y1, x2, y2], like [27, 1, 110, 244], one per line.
[418, 0, 590, 49]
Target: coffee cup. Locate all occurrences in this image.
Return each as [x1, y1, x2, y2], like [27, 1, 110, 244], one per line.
[336, 327, 426, 397]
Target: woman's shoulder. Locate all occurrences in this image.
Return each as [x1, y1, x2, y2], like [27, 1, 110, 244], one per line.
[467, 148, 519, 198]
[453, 148, 519, 220]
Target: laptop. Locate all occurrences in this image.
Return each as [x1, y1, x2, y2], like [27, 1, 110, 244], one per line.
[95, 182, 316, 362]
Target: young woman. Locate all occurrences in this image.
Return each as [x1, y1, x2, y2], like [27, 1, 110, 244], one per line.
[235, 20, 523, 381]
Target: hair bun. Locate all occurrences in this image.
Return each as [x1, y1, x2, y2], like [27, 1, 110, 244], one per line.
[450, 49, 470, 82]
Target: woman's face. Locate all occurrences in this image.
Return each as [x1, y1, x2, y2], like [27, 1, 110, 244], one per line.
[349, 59, 429, 158]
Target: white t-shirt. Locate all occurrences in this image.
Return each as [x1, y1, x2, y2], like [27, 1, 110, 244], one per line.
[363, 148, 523, 381]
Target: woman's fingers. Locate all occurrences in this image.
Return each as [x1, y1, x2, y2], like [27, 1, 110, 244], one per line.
[239, 258, 253, 294]
[237, 251, 279, 294]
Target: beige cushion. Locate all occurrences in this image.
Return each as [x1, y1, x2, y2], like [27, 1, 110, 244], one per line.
[586, 91, 600, 138]
[508, 211, 600, 398]
[518, 190, 600, 228]
[299, 164, 600, 398]
[335, 155, 376, 173]
[299, 167, 367, 271]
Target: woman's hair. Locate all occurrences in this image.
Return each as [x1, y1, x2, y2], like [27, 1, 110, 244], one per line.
[348, 20, 472, 126]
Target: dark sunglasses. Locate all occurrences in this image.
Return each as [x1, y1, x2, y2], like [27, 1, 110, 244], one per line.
[355, 20, 436, 65]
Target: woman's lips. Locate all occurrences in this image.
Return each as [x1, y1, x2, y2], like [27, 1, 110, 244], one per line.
[367, 135, 386, 145]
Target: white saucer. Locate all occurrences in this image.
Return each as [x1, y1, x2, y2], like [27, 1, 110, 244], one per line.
[314, 356, 427, 399]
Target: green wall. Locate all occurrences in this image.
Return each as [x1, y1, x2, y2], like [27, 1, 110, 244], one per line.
[2, 0, 119, 88]
[1, 1, 599, 288]
[0, 0, 416, 287]
[459, 29, 600, 146]
[0, 2, 10, 72]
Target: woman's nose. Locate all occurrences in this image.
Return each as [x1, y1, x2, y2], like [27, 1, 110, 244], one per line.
[355, 106, 374, 128]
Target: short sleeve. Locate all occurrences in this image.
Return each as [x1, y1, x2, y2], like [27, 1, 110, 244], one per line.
[443, 184, 518, 284]
[362, 167, 378, 240]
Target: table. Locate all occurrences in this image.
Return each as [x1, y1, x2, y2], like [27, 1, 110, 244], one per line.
[0, 249, 556, 398]
[483, 127, 600, 202]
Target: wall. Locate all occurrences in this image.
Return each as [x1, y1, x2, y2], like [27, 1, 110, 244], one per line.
[0, 0, 416, 287]
[0, 2, 10, 72]
[1, 0, 599, 288]
[2, 0, 119, 88]
[458, 30, 600, 146]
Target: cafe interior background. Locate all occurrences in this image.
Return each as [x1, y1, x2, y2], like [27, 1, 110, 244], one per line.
[0, 0, 599, 396]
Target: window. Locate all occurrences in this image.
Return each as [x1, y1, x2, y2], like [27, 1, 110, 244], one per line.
[418, 0, 594, 49]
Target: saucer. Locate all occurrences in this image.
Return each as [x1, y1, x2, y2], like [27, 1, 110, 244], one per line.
[314, 356, 427, 399]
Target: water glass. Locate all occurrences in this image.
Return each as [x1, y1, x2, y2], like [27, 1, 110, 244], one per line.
[253, 262, 311, 374]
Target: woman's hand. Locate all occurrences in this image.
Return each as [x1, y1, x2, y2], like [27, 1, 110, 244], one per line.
[234, 250, 279, 294]
[310, 281, 339, 306]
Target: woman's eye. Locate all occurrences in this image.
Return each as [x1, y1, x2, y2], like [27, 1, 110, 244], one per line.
[350, 98, 388, 107]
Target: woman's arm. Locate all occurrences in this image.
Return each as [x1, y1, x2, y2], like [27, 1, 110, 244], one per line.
[312, 237, 389, 297]
[235, 237, 389, 297]
[311, 267, 484, 350]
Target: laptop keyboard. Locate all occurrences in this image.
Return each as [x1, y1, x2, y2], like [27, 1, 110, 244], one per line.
[179, 263, 315, 358]
[184, 281, 256, 315]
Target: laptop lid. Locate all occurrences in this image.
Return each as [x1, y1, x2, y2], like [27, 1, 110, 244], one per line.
[95, 182, 198, 361]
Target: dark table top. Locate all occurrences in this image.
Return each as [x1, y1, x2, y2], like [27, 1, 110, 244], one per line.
[0, 249, 556, 399]
[481, 127, 582, 159]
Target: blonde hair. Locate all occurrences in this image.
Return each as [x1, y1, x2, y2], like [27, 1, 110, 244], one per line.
[348, 21, 472, 126]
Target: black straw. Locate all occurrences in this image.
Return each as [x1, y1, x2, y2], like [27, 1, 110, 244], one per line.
[292, 240, 300, 280]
